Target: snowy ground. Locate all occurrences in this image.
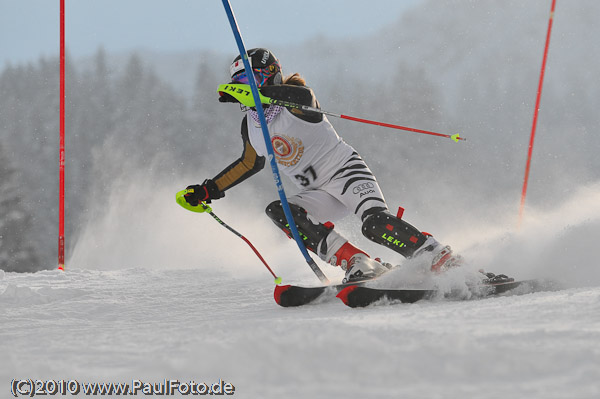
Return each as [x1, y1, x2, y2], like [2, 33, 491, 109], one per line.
[2, 266, 599, 399]
[3, 183, 600, 398]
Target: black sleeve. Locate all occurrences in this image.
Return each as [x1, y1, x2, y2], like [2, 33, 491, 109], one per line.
[260, 84, 323, 123]
[212, 116, 265, 193]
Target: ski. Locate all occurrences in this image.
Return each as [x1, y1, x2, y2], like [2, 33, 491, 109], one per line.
[336, 279, 560, 308]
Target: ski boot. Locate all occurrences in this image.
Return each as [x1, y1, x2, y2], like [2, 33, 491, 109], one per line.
[330, 242, 392, 283]
[413, 236, 463, 272]
[374, 257, 394, 270]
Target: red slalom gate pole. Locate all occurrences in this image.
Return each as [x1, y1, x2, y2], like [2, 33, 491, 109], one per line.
[518, 0, 557, 227]
[58, 0, 65, 270]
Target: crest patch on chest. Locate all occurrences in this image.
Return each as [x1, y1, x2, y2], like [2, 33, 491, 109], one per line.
[271, 135, 304, 167]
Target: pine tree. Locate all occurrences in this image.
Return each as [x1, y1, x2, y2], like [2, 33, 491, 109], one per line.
[0, 144, 40, 272]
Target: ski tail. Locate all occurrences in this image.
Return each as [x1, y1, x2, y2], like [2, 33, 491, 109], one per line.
[336, 285, 360, 306]
[274, 284, 331, 307]
[274, 284, 291, 306]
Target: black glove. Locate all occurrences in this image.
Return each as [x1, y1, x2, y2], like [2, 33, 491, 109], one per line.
[218, 86, 269, 103]
[184, 179, 224, 206]
[218, 91, 239, 103]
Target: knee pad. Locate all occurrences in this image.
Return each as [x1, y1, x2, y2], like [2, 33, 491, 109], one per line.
[362, 210, 428, 258]
[265, 200, 333, 256]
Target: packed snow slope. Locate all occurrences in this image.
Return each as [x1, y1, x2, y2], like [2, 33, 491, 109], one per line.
[2, 269, 599, 399]
[3, 183, 600, 398]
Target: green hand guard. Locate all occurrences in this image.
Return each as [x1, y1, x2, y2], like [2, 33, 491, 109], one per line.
[217, 83, 272, 107]
[175, 189, 211, 213]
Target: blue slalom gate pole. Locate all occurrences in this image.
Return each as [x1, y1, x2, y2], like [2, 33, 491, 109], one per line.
[221, 0, 329, 284]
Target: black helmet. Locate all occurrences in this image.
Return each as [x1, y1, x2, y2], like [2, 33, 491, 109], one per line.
[229, 48, 282, 87]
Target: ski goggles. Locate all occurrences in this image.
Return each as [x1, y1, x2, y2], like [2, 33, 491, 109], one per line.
[231, 66, 279, 87]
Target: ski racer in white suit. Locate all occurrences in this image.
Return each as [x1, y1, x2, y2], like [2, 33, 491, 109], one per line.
[183, 48, 460, 282]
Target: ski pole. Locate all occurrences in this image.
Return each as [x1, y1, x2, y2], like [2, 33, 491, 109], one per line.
[218, 83, 464, 143]
[176, 189, 282, 284]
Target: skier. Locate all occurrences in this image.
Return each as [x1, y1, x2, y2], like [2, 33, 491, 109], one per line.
[183, 48, 461, 283]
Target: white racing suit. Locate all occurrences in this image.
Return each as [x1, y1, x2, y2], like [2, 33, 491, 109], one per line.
[211, 84, 430, 264]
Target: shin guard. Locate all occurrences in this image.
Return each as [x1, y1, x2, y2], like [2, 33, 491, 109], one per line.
[265, 200, 334, 259]
[362, 210, 428, 258]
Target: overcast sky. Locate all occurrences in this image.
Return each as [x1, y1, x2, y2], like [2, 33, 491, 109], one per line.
[1, 0, 420, 66]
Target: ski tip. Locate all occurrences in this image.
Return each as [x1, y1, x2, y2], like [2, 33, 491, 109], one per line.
[274, 284, 292, 306]
[336, 285, 359, 306]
